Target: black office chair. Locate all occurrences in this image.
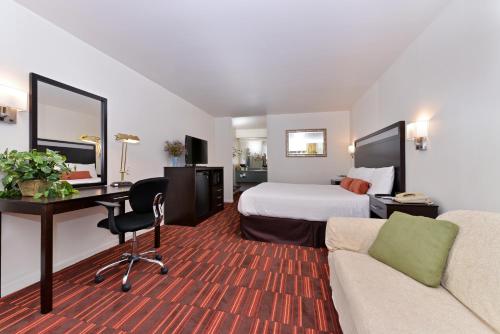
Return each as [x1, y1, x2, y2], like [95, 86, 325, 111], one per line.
[94, 177, 169, 292]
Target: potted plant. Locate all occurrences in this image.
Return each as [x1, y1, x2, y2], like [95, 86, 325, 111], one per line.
[0, 149, 79, 199]
[164, 140, 185, 167]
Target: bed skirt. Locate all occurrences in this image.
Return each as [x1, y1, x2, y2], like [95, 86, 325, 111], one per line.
[239, 214, 326, 248]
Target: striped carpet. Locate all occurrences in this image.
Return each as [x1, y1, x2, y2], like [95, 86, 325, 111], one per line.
[0, 201, 342, 334]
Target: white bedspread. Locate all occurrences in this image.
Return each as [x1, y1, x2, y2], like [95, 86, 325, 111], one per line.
[238, 182, 370, 221]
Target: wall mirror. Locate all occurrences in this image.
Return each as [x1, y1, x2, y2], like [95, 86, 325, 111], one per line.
[30, 73, 107, 187]
[286, 129, 327, 157]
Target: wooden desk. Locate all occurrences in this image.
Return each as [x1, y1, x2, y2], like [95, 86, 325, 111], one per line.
[0, 186, 161, 314]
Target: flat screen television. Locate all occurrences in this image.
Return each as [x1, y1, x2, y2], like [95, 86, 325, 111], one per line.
[185, 135, 208, 165]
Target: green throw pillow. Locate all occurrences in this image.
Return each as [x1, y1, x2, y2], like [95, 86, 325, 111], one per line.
[368, 211, 459, 287]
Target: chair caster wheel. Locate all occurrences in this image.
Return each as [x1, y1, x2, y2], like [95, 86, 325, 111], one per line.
[160, 266, 169, 275]
[155, 254, 163, 261]
[94, 275, 104, 284]
[122, 282, 131, 292]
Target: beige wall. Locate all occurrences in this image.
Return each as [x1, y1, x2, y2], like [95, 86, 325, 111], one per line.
[351, 0, 500, 213]
[0, 0, 214, 295]
[267, 111, 351, 184]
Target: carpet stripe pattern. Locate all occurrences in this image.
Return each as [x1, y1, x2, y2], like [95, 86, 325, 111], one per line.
[0, 202, 342, 333]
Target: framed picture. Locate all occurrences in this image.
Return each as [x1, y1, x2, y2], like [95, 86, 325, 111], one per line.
[286, 129, 327, 157]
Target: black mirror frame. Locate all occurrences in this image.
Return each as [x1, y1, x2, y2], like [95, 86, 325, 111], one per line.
[29, 73, 108, 188]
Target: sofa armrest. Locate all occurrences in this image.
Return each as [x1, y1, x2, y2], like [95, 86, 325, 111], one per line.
[326, 217, 386, 254]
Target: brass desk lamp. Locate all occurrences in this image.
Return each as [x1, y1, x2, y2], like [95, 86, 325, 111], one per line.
[79, 135, 102, 156]
[111, 133, 140, 187]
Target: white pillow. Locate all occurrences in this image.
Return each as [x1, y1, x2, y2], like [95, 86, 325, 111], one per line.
[67, 163, 98, 178]
[347, 167, 375, 182]
[367, 166, 394, 195]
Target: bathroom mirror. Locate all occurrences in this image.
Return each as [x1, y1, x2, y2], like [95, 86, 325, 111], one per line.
[29, 73, 107, 187]
[286, 129, 327, 157]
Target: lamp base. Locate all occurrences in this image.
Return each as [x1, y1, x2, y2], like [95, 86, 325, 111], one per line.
[110, 181, 133, 187]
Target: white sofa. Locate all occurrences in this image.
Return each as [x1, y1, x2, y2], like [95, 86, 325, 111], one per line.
[325, 211, 500, 334]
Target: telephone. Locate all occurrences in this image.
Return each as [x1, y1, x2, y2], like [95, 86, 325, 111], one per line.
[394, 192, 433, 205]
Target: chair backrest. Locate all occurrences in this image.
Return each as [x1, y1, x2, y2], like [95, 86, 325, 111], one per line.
[129, 177, 169, 214]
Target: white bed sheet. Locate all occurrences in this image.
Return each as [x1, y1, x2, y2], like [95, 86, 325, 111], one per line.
[238, 182, 370, 221]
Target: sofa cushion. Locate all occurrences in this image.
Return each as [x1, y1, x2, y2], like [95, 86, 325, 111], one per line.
[368, 212, 459, 287]
[438, 210, 500, 332]
[329, 250, 495, 334]
[326, 216, 385, 254]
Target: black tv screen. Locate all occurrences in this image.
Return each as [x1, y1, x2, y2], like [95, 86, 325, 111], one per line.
[185, 135, 208, 165]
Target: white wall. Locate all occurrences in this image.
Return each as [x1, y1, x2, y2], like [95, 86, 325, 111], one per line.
[0, 0, 214, 296]
[213, 117, 234, 203]
[351, 0, 500, 213]
[235, 128, 267, 138]
[38, 104, 100, 142]
[267, 111, 351, 184]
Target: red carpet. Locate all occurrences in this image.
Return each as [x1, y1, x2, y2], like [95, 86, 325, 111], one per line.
[0, 202, 342, 333]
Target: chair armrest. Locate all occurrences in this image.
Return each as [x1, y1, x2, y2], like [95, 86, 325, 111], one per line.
[96, 201, 121, 234]
[96, 201, 121, 209]
[325, 217, 386, 254]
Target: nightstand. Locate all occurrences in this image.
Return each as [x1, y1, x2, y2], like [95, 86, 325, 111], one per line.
[369, 195, 439, 219]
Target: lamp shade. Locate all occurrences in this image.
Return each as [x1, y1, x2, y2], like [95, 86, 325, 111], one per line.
[115, 133, 140, 143]
[0, 84, 27, 111]
[79, 135, 101, 144]
[348, 144, 356, 155]
[407, 120, 429, 139]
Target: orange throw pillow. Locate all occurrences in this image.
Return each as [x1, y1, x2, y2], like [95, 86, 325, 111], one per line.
[340, 177, 353, 190]
[349, 178, 371, 194]
[61, 171, 92, 180]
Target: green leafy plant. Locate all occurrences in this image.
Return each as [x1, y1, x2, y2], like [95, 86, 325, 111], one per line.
[0, 149, 79, 199]
[164, 140, 185, 157]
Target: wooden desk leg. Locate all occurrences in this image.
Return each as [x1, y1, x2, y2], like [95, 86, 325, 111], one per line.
[0, 211, 2, 298]
[40, 205, 53, 314]
[154, 226, 160, 249]
[118, 201, 125, 244]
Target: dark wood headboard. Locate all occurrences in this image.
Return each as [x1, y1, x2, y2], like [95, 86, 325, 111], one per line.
[37, 138, 97, 166]
[354, 121, 406, 194]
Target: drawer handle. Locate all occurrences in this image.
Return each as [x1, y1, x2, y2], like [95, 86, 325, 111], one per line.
[216, 203, 223, 207]
[371, 204, 382, 211]
[216, 188, 222, 192]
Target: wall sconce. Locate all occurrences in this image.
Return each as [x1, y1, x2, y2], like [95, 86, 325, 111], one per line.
[0, 84, 27, 124]
[407, 120, 429, 150]
[348, 144, 356, 158]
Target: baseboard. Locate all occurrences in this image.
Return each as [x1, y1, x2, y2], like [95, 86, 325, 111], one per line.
[1, 237, 120, 297]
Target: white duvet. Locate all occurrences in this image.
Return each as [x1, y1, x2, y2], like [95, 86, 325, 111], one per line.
[238, 182, 370, 221]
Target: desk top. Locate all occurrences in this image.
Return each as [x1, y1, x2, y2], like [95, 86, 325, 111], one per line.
[0, 186, 130, 204]
[0, 186, 130, 214]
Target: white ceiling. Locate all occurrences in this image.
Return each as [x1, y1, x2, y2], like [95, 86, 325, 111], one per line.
[232, 116, 267, 129]
[16, 0, 450, 117]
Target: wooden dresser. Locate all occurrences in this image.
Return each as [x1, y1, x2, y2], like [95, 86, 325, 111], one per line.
[164, 166, 224, 226]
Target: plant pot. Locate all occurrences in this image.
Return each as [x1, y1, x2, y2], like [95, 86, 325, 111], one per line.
[18, 180, 50, 197]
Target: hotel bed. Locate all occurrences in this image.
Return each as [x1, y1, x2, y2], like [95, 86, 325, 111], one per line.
[239, 183, 370, 221]
[238, 121, 406, 247]
[37, 138, 101, 186]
